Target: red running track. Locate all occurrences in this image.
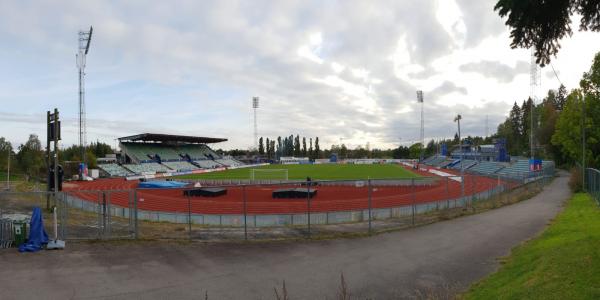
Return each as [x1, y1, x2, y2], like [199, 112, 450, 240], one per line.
[63, 168, 500, 215]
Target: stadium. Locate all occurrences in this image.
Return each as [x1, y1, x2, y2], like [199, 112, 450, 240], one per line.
[58, 132, 555, 236]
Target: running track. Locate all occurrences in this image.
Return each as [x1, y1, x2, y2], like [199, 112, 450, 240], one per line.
[64, 167, 502, 215]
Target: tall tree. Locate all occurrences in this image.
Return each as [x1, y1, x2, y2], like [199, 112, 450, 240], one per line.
[308, 138, 313, 160]
[258, 137, 265, 155]
[16, 134, 45, 180]
[302, 137, 307, 156]
[294, 135, 301, 156]
[314, 137, 320, 159]
[494, 0, 600, 65]
[0, 137, 12, 171]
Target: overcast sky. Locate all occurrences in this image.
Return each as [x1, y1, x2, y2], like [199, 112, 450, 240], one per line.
[1, 0, 600, 150]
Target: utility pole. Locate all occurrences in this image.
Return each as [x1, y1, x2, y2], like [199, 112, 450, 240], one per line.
[6, 145, 9, 191]
[582, 94, 586, 190]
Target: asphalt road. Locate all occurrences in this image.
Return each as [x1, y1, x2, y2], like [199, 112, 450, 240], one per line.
[0, 172, 570, 299]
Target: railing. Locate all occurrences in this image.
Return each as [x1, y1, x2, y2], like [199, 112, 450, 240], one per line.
[0, 171, 555, 243]
[586, 168, 600, 205]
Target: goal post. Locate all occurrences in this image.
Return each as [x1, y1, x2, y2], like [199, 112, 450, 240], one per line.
[249, 169, 289, 180]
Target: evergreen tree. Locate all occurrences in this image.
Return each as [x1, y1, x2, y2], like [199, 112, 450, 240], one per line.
[314, 137, 320, 159]
[258, 137, 264, 155]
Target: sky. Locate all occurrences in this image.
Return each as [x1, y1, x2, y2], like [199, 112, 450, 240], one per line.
[1, 0, 600, 150]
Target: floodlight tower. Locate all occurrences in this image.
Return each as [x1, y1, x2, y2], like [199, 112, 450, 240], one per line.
[529, 49, 541, 161]
[454, 114, 464, 198]
[77, 26, 93, 168]
[416, 90, 424, 161]
[252, 96, 259, 150]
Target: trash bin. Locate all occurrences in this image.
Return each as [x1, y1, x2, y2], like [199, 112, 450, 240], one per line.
[13, 221, 27, 247]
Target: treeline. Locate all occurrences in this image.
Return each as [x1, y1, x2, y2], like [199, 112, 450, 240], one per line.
[0, 134, 113, 181]
[494, 51, 600, 170]
[257, 135, 321, 160]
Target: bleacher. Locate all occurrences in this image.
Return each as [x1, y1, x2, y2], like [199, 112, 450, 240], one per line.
[194, 160, 223, 169]
[449, 159, 478, 170]
[496, 160, 531, 179]
[98, 163, 133, 177]
[123, 162, 171, 174]
[162, 161, 199, 172]
[121, 142, 182, 162]
[215, 158, 244, 167]
[180, 144, 220, 160]
[468, 161, 505, 175]
[424, 156, 447, 167]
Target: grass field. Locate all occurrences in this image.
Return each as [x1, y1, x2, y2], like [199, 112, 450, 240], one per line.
[463, 193, 600, 299]
[175, 163, 419, 180]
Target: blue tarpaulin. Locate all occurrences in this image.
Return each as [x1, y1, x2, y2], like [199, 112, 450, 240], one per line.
[18, 207, 48, 252]
[138, 180, 189, 189]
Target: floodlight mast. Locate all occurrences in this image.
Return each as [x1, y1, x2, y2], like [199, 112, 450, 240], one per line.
[252, 97, 259, 151]
[454, 114, 464, 199]
[416, 91, 424, 162]
[77, 26, 92, 176]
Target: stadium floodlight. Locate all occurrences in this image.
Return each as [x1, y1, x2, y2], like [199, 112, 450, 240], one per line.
[77, 26, 93, 178]
[454, 114, 464, 199]
[252, 97, 259, 151]
[416, 91, 424, 162]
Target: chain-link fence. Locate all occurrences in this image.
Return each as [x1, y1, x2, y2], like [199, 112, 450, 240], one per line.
[586, 168, 600, 205]
[0, 170, 555, 243]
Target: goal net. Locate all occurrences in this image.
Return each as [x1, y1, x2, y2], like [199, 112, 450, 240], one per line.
[250, 169, 289, 180]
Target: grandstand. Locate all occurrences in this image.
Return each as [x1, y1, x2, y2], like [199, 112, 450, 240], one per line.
[97, 133, 245, 177]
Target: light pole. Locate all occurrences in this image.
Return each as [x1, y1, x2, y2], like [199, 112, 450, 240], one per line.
[454, 114, 464, 199]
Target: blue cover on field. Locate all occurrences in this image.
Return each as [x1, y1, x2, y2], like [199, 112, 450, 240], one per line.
[18, 207, 48, 252]
[138, 180, 189, 189]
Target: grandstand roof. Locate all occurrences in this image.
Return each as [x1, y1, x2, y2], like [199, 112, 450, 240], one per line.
[118, 133, 227, 144]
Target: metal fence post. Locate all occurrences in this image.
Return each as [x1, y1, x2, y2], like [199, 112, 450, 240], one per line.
[243, 185, 248, 241]
[106, 191, 112, 238]
[187, 192, 192, 240]
[445, 176, 449, 209]
[307, 178, 311, 238]
[134, 189, 138, 240]
[411, 178, 415, 226]
[368, 178, 372, 235]
[101, 191, 107, 239]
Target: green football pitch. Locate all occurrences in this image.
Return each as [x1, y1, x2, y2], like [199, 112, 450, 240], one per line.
[174, 163, 419, 180]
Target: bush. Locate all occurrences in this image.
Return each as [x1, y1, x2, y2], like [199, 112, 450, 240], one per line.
[569, 167, 583, 192]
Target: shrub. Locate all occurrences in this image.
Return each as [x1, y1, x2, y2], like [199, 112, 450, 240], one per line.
[568, 167, 583, 192]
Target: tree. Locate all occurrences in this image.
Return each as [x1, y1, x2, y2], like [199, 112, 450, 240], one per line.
[258, 137, 265, 155]
[276, 136, 282, 158]
[0, 137, 12, 172]
[302, 137, 307, 157]
[552, 52, 600, 168]
[294, 135, 301, 156]
[16, 134, 45, 180]
[308, 138, 313, 160]
[339, 144, 348, 159]
[314, 137, 321, 159]
[495, 0, 600, 65]
[408, 143, 423, 159]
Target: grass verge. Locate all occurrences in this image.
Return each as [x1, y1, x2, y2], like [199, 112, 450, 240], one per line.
[463, 193, 600, 299]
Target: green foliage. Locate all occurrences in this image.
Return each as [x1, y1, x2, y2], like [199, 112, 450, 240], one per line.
[16, 134, 45, 180]
[464, 193, 600, 299]
[552, 52, 600, 169]
[0, 137, 13, 171]
[495, 0, 600, 66]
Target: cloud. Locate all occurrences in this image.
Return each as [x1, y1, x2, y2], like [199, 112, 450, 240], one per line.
[459, 60, 529, 83]
[0, 0, 597, 151]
